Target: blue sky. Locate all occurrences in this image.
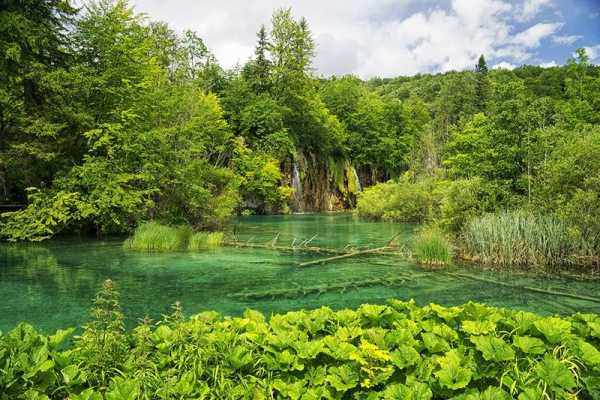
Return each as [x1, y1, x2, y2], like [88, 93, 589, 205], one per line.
[127, 0, 600, 78]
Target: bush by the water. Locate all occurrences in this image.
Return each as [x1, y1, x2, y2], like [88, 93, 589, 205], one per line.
[2, 281, 599, 399]
[124, 222, 222, 251]
[461, 211, 574, 266]
[412, 227, 453, 265]
[356, 177, 441, 223]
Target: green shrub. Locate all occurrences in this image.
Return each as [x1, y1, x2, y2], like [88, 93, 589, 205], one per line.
[123, 222, 191, 251]
[188, 231, 224, 250]
[461, 211, 574, 266]
[357, 177, 442, 223]
[2, 296, 599, 399]
[413, 227, 453, 265]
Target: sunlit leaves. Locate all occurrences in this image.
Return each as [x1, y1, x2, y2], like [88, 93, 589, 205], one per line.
[534, 355, 576, 391]
[1, 300, 595, 399]
[435, 349, 473, 390]
[470, 335, 515, 362]
[533, 318, 572, 344]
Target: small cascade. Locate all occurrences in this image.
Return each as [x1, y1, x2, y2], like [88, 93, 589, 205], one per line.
[351, 166, 362, 192]
[292, 162, 304, 212]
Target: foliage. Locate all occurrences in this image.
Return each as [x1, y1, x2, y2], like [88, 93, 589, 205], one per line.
[412, 227, 453, 266]
[356, 177, 442, 223]
[461, 211, 575, 266]
[2, 291, 600, 399]
[535, 126, 600, 255]
[1, 0, 600, 246]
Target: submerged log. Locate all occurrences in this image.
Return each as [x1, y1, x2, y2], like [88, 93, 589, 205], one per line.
[229, 275, 413, 300]
[445, 272, 600, 304]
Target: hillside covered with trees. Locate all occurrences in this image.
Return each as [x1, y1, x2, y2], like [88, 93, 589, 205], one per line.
[1, 0, 599, 255]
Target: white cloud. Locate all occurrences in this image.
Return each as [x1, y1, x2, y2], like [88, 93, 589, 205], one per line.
[583, 45, 600, 62]
[512, 23, 563, 48]
[493, 61, 517, 69]
[518, 0, 553, 22]
[540, 60, 558, 67]
[552, 34, 582, 45]
[124, 0, 567, 78]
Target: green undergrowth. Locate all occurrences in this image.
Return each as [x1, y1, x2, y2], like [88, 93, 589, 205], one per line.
[2, 280, 600, 399]
[412, 227, 453, 266]
[123, 222, 223, 251]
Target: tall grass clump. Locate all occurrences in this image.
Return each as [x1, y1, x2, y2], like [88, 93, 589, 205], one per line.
[412, 227, 453, 266]
[188, 231, 224, 250]
[123, 222, 192, 251]
[461, 211, 573, 266]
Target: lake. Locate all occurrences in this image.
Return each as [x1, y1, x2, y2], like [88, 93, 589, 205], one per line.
[1, 213, 599, 332]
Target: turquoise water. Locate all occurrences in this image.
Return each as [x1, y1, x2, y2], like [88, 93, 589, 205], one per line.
[1, 213, 599, 333]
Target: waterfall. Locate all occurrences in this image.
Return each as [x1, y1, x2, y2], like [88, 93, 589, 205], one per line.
[292, 162, 304, 212]
[351, 166, 362, 192]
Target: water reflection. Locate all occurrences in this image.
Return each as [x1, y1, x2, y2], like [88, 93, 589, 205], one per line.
[1, 214, 599, 333]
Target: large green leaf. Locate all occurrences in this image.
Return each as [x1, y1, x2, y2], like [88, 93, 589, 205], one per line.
[105, 379, 140, 400]
[422, 332, 450, 353]
[470, 335, 515, 362]
[462, 320, 496, 335]
[512, 336, 546, 355]
[390, 344, 420, 370]
[534, 317, 572, 344]
[383, 380, 432, 400]
[435, 349, 473, 390]
[273, 379, 305, 400]
[534, 354, 576, 391]
[326, 364, 359, 392]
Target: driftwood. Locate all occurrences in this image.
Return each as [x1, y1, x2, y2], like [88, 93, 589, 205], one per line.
[222, 240, 347, 255]
[223, 233, 411, 263]
[445, 272, 600, 304]
[298, 246, 393, 267]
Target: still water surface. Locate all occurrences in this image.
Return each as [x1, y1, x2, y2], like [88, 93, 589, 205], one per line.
[1, 214, 599, 332]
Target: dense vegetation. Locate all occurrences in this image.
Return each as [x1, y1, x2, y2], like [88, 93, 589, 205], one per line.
[2, 280, 600, 399]
[356, 72, 600, 265]
[2, 0, 598, 256]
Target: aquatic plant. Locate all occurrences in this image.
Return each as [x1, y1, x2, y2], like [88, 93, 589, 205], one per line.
[123, 222, 192, 251]
[2, 287, 599, 399]
[188, 231, 224, 250]
[461, 210, 574, 266]
[412, 227, 453, 265]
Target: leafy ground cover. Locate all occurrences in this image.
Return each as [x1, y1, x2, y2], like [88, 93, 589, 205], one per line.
[1, 281, 600, 399]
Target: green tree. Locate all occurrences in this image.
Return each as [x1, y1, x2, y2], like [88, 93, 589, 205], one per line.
[475, 54, 489, 112]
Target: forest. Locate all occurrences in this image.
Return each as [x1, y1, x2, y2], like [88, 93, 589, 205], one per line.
[2, 1, 600, 398]
[2, 1, 599, 256]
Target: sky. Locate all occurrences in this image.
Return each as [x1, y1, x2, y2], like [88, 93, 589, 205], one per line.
[126, 0, 600, 78]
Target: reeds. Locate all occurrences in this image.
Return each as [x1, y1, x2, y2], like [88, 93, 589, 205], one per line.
[461, 211, 573, 266]
[124, 222, 223, 252]
[188, 232, 224, 250]
[412, 227, 453, 266]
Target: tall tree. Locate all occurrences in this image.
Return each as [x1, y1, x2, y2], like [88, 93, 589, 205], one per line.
[0, 0, 81, 204]
[243, 25, 272, 94]
[475, 54, 489, 112]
